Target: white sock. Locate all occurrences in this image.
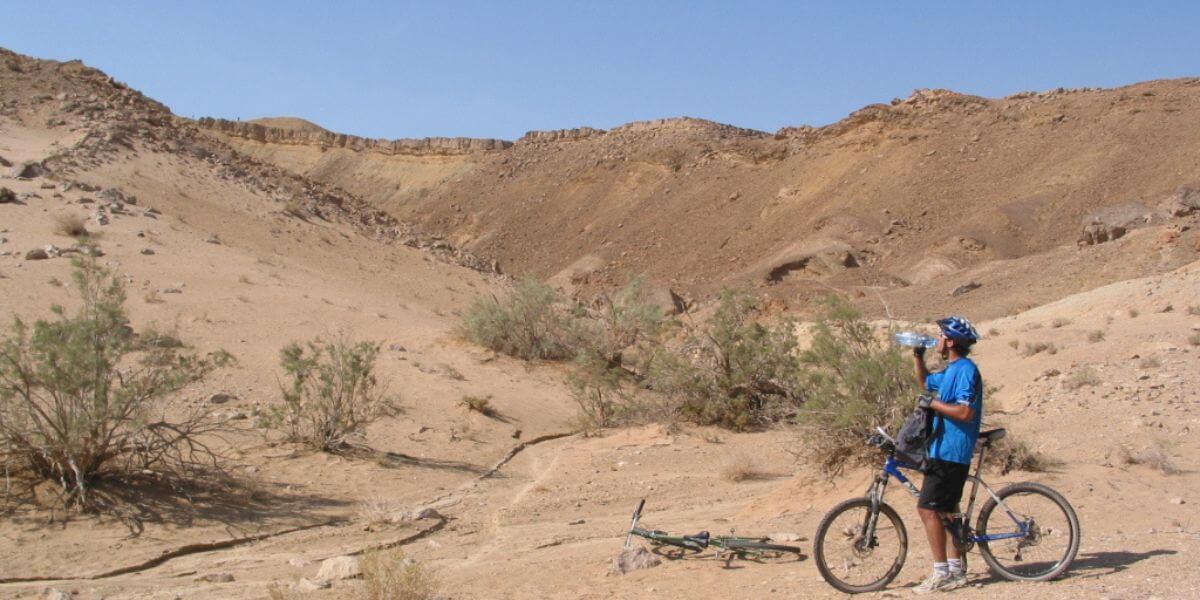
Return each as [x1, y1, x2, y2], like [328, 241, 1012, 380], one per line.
[947, 558, 962, 574]
[933, 562, 949, 577]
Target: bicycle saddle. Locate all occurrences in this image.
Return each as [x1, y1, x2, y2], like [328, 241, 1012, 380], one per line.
[980, 428, 1006, 443]
[684, 530, 710, 548]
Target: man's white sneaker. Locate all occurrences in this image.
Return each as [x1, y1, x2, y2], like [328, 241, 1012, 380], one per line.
[944, 570, 968, 590]
[911, 572, 954, 594]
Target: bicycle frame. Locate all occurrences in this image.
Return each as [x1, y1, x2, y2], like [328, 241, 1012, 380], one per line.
[865, 445, 1030, 547]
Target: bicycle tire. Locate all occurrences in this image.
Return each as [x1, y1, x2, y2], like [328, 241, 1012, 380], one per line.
[977, 482, 1080, 582]
[720, 539, 803, 554]
[814, 497, 908, 594]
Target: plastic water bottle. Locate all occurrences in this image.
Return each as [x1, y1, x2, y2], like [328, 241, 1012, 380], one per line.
[893, 331, 937, 349]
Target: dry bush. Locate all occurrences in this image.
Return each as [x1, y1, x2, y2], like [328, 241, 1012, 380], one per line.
[1064, 367, 1101, 390]
[575, 276, 664, 370]
[1087, 330, 1106, 343]
[985, 436, 1057, 474]
[460, 395, 497, 418]
[1007, 339, 1020, 350]
[461, 278, 579, 360]
[1050, 317, 1072, 328]
[53, 212, 89, 238]
[567, 351, 633, 434]
[360, 549, 439, 600]
[358, 496, 405, 526]
[794, 296, 915, 474]
[0, 258, 233, 509]
[647, 290, 804, 431]
[1117, 438, 1180, 475]
[719, 452, 768, 482]
[265, 335, 387, 452]
[1020, 341, 1057, 357]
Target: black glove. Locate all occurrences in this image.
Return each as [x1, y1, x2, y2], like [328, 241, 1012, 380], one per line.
[913, 345, 926, 359]
[917, 395, 933, 410]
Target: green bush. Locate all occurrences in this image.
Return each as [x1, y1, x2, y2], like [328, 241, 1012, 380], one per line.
[568, 351, 632, 434]
[576, 276, 664, 369]
[268, 335, 386, 452]
[0, 259, 231, 508]
[647, 290, 804, 430]
[461, 278, 579, 360]
[794, 296, 916, 474]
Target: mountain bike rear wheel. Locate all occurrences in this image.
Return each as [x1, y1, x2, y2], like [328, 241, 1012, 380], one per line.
[977, 482, 1080, 582]
[814, 497, 908, 594]
[718, 539, 803, 559]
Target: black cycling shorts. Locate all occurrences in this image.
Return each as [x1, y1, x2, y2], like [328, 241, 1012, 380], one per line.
[918, 458, 970, 512]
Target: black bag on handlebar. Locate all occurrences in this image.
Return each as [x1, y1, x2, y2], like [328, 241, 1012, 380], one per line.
[894, 397, 940, 472]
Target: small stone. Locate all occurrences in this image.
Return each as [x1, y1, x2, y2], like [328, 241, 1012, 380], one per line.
[209, 393, 235, 404]
[140, 248, 155, 255]
[388, 343, 407, 352]
[158, 287, 183, 294]
[768, 532, 804, 542]
[0, 187, 15, 204]
[11, 161, 44, 179]
[287, 557, 311, 568]
[205, 234, 221, 244]
[316, 556, 361, 581]
[25, 248, 49, 260]
[195, 572, 235, 583]
[611, 546, 661, 574]
[42, 589, 71, 600]
[568, 519, 586, 525]
[950, 281, 982, 297]
[1170, 497, 1185, 505]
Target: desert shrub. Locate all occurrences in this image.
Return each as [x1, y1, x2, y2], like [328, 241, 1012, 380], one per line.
[1064, 367, 1101, 390]
[1020, 341, 1057, 357]
[1007, 339, 1020, 350]
[719, 452, 768, 482]
[360, 549, 439, 600]
[461, 278, 579, 360]
[357, 495, 405, 526]
[576, 276, 664, 369]
[1117, 438, 1179, 475]
[985, 436, 1056, 474]
[267, 335, 386, 452]
[0, 259, 231, 508]
[1087, 330, 1106, 343]
[647, 290, 804, 430]
[460, 394, 497, 417]
[567, 351, 632, 434]
[794, 296, 916, 474]
[53, 212, 89, 238]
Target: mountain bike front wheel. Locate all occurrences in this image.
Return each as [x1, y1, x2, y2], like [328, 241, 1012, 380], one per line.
[718, 539, 803, 560]
[814, 498, 908, 594]
[977, 482, 1080, 582]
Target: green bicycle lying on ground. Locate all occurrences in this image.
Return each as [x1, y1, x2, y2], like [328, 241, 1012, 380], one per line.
[814, 427, 1081, 594]
[625, 499, 804, 563]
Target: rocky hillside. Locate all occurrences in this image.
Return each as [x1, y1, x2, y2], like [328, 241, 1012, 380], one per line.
[201, 82, 1200, 319]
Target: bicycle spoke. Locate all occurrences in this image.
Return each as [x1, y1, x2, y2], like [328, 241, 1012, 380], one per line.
[982, 489, 1075, 578]
[822, 505, 903, 588]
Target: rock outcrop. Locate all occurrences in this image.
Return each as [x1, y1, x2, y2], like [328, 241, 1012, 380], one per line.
[197, 118, 511, 156]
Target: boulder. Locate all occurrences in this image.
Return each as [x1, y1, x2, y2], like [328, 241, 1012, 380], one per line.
[0, 187, 15, 204]
[315, 555, 361, 581]
[610, 546, 661, 574]
[298, 578, 331, 591]
[42, 589, 71, 600]
[0, 155, 10, 167]
[950, 281, 982, 297]
[647, 287, 689, 315]
[11, 161, 44, 179]
[1077, 202, 1159, 246]
[1160, 184, 1200, 217]
[25, 248, 49, 260]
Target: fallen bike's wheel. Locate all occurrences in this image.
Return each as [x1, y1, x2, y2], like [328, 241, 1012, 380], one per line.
[721, 540, 804, 560]
[977, 482, 1080, 582]
[814, 498, 907, 594]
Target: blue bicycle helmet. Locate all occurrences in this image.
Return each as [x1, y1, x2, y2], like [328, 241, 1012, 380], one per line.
[936, 316, 979, 345]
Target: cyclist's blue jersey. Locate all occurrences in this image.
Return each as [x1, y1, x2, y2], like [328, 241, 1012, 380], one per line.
[924, 357, 983, 465]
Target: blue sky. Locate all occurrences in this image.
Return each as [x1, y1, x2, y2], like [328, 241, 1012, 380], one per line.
[3, 2, 1198, 140]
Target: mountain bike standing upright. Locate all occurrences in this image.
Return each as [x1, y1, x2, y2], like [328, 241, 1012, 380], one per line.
[813, 427, 1080, 594]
